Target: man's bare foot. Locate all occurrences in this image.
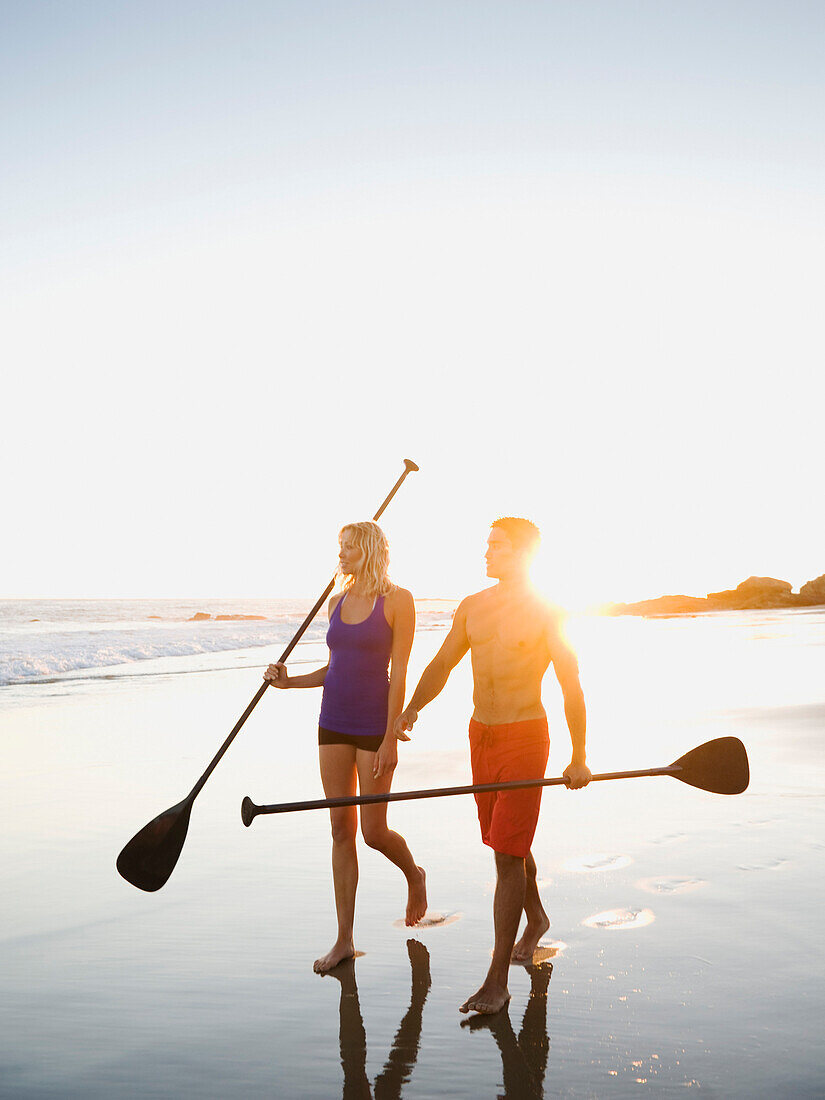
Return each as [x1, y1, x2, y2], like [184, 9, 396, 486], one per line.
[406, 867, 427, 926]
[511, 913, 550, 963]
[459, 979, 511, 1015]
[313, 940, 355, 974]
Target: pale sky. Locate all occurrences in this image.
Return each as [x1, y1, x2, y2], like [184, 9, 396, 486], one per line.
[2, 1, 823, 607]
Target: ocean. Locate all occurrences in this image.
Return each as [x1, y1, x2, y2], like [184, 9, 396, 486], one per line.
[0, 597, 457, 691]
[1, 599, 823, 1097]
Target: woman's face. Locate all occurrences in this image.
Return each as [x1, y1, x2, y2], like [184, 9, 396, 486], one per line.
[338, 535, 364, 577]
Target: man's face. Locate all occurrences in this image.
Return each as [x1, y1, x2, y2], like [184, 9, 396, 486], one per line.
[485, 528, 517, 579]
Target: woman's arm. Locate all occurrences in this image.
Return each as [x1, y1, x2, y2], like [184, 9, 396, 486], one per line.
[264, 661, 328, 688]
[263, 593, 338, 690]
[374, 587, 415, 778]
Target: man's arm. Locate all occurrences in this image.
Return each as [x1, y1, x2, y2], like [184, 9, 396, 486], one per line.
[549, 620, 591, 789]
[394, 599, 471, 735]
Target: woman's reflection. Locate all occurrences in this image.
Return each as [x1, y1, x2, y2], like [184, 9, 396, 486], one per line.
[327, 939, 431, 1100]
[461, 962, 552, 1099]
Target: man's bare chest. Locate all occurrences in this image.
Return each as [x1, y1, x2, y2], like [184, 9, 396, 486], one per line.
[466, 602, 549, 656]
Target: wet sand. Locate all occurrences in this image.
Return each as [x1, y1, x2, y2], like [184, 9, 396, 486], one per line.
[1, 611, 824, 1097]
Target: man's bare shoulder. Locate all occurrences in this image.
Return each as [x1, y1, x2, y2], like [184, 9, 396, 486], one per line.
[454, 588, 495, 617]
[535, 591, 567, 624]
[536, 596, 579, 665]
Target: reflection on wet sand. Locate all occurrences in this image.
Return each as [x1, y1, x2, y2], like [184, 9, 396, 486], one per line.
[461, 963, 552, 1099]
[328, 939, 431, 1100]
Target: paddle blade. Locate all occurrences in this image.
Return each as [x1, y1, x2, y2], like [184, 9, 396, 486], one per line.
[671, 737, 749, 795]
[116, 798, 194, 892]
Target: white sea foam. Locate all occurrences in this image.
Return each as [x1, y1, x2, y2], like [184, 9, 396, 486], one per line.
[0, 598, 457, 687]
[0, 624, 296, 684]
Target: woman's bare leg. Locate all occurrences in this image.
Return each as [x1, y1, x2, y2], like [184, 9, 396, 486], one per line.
[356, 749, 427, 926]
[314, 744, 359, 973]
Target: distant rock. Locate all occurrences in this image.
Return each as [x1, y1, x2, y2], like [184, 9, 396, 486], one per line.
[707, 576, 797, 610]
[736, 576, 793, 596]
[605, 595, 710, 617]
[214, 614, 267, 621]
[609, 573, 825, 616]
[799, 574, 825, 605]
[189, 612, 211, 621]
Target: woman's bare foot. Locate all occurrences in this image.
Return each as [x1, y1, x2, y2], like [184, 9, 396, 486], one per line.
[459, 979, 511, 1015]
[406, 867, 427, 926]
[511, 913, 550, 963]
[313, 939, 355, 974]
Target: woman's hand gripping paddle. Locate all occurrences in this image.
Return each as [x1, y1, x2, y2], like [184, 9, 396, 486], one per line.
[117, 459, 419, 892]
[240, 736, 749, 822]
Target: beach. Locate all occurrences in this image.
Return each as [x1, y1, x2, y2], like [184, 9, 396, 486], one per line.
[1, 600, 823, 1097]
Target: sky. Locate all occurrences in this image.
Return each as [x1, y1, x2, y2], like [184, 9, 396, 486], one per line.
[2, 1, 823, 607]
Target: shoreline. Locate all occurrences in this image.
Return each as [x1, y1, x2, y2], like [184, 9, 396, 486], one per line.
[1, 610, 824, 1095]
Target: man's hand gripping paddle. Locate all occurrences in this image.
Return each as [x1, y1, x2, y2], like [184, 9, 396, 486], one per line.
[240, 736, 749, 823]
[117, 459, 419, 892]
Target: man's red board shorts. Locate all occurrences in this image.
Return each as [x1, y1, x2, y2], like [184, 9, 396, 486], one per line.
[469, 716, 550, 858]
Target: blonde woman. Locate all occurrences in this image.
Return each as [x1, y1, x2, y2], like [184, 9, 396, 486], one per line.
[265, 521, 427, 972]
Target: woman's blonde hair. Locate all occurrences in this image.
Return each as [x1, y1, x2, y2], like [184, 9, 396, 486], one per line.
[338, 521, 394, 597]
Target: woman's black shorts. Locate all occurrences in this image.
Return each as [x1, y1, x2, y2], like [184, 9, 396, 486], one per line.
[318, 726, 384, 752]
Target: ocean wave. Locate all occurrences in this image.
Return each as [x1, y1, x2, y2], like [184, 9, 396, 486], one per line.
[0, 624, 311, 686]
[0, 607, 456, 687]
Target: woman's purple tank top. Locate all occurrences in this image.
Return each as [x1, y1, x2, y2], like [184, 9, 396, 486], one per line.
[319, 594, 393, 737]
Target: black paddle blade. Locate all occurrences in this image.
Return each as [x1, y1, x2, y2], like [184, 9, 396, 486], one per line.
[671, 736, 749, 795]
[116, 798, 194, 892]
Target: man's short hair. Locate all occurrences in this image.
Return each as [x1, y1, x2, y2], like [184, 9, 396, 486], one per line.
[491, 516, 541, 553]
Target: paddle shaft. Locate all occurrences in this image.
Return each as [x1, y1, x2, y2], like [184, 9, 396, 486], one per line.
[189, 460, 418, 801]
[243, 764, 682, 821]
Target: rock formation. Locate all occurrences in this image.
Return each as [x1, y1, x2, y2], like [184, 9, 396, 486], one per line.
[799, 574, 825, 604]
[607, 573, 825, 616]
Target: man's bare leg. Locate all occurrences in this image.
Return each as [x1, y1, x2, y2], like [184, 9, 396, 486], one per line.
[460, 851, 525, 1014]
[512, 850, 550, 962]
[315, 746, 359, 973]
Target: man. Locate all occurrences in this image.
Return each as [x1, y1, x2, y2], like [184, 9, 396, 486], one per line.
[394, 517, 591, 1015]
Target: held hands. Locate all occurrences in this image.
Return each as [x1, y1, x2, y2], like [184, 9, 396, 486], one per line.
[264, 662, 289, 688]
[564, 761, 592, 790]
[373, 737, 398, 779]
[393, 707, 418, 742]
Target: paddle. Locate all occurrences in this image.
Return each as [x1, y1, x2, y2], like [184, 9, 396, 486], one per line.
[117, 458, 420, 892]
[240, 736, 749, 824]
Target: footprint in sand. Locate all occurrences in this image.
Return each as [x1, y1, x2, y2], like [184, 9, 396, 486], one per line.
[524, 941, 568, 966]
[563, 854, 632, 873]
[392, 911, 462, 930]
[736, 857, 789, 873]
[490, 940, 567, 964]
[530, 941, 567, 968]
[637, 876, 704, 895]
[651, 832, 688, 846]
[582, 908, 655, 931]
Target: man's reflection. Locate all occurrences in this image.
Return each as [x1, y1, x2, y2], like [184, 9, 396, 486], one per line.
[327, 939, 431, 1100]
[461, 963, 551, 1099]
